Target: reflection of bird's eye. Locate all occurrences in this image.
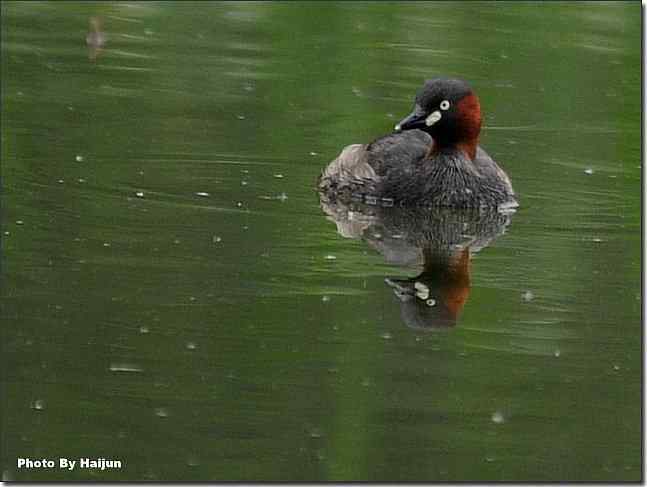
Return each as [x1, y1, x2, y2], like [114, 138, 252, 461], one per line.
[440, 100, 450, 111]
[426, 298, 437, 307]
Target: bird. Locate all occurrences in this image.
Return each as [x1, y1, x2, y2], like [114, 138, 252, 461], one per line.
[318, 78, 517, 209]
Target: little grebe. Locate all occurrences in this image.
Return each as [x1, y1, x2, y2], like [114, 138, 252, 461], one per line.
[318, 78, 517, 209]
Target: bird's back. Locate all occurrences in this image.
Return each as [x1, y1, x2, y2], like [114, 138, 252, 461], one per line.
[318, 130, 432, 201]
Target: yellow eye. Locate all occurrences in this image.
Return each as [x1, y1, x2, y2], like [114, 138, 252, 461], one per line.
[440, 100, 450, 111]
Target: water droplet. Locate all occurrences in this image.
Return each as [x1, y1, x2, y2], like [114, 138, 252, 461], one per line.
[212, 235, 222, 243]
[31, 399, 45, 411]
[154, 407, 169, 418]
[103, 242, 111, 247]
[195, 191, 210, 197]
[584, 168, 594, 175]
[381, 332, 392, 340]
[521, 291, 534, 301]
[236, 202, 243, 207]
[491, 411, 505, 424]
[15, 220, 24, 225]
[273, 174, 284, 179]
[57, 179, 64, 184]
[613, 364, 620, 371]
[236, 114, 246, 120]
[321, 295, 330, 303]
[139, 326, 149, 334]
[135, 191, 144, 198]
[592, 238, 602, 243]
[173, 239, 180, 244]
[309, 151, 318, 156]
[78, 178, 86, 183]
[109, 363, 143, 373]
[75, 155, 84, 162]
[189, 296, 196, 302]
[554, 350, 561, 358]
[324, 255, 336, 260]
[241, 181, 248, 186]
[186, 342, 197, 350]
[309, 429, 323, 439]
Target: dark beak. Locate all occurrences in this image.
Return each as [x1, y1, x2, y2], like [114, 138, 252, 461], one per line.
[394, 110, 427, 132]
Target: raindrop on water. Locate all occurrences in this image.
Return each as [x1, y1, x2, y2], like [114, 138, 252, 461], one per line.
[491, 411, 505, 424]
[154, 407, 169, 418]
[109, 363, 143, 373]
[31, 399, 45, 411]
[309, 429, 323, 439]
[521, 290, 534, 302]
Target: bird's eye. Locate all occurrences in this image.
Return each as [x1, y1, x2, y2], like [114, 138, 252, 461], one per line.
[440, 100, 450, 111]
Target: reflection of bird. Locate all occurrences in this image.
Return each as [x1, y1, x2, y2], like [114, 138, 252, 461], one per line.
[319, 78, 516, 208]
[86, 16, 107, 61]
[320, 200, 513, 330]
[385, 247, 471, 330]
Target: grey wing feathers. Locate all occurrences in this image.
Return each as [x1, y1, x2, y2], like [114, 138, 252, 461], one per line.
[318, 144, 378, 194]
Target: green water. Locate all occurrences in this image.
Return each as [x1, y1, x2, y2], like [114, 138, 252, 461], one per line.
[1, 1, 641, 482]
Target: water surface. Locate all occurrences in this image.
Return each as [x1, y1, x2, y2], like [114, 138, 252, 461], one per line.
[1, 1, 641, 481]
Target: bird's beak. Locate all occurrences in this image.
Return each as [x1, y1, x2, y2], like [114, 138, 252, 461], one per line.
[394, 110, 442, 131]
